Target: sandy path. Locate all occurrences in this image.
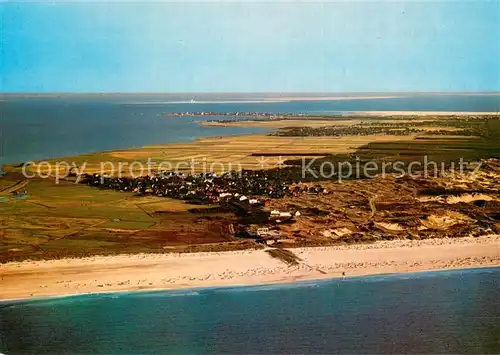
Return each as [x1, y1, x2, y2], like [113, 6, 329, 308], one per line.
[1, 236, 499, 301]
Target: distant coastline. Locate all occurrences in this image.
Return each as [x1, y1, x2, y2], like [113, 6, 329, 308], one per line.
[197, 111, 500, 127]
[2, 94, 499, 165]
[159, 95, 405, 104]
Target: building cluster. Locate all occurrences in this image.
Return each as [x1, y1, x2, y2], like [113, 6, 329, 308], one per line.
[79, 170, 330, 204]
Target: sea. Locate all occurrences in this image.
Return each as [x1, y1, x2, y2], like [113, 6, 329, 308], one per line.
[1, 93, 499, 165]
[1, 268, 499, 354]
[1, 93, 500, 353]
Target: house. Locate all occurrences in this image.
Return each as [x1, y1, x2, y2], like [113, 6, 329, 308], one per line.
[269, 210, 294, 222]
[257, 227, 269, 235]
[257, 228, 281, 238]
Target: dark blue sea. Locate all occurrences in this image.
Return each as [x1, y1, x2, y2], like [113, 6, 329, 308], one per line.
[1, 268, 499, 354]
[1, 93, 499, 165]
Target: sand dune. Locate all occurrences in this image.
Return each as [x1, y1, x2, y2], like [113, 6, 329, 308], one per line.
[1, 236, 499, 301]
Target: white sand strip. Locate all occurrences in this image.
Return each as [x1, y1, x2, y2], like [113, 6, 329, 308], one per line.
[1, 236, 499, 301]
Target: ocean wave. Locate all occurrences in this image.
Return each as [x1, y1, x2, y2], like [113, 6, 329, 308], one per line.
[213, 281, 322, 294]
[126, 290, 202, 299]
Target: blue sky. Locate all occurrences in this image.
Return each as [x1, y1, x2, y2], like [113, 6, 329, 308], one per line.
[1, 1, 499, 92]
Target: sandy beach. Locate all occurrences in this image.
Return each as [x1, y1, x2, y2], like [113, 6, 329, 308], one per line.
[1, 236, 499, 301]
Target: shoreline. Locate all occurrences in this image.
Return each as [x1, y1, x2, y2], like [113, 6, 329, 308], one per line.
[2, 235, 499, 302]
[4, 110, 498, 167]
[2, 265, 499, 305]
[199, 111, 499, 127]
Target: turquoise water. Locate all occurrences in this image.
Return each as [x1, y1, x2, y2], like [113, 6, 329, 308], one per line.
[1, 268, 499, 354]
[1, 93, 499, 165]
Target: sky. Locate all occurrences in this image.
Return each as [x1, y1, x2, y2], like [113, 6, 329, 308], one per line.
[1, 1, 499, 93]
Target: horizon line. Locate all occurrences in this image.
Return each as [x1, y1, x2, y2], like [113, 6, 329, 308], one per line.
[1, 91, 500, 96]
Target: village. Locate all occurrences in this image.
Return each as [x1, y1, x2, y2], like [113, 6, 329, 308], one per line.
[77, 157, 500, 249]
[79, 169, 329, 244]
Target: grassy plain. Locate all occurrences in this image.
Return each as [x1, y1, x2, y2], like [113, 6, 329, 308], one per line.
[14, 113, 498, 177]
[17, 134, 414, 176]
[0, 173, 242, 262]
